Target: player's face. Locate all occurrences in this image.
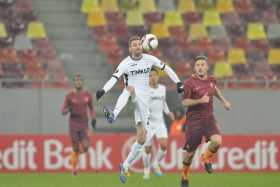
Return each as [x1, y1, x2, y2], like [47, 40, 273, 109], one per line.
[194, 59, 208, 77]
[73, 76, 83, 89]
[129, 40, 142, 57]
[149, 70, 159, 85]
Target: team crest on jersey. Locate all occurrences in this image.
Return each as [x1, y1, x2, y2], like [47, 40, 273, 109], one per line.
[210, 83, 214, 87]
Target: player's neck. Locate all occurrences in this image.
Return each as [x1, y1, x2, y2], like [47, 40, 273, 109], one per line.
[150, 83, 158, 88]
[73, 88, 83, 93]
[195, 73, 208, 80]
[131, 53, 142, 60]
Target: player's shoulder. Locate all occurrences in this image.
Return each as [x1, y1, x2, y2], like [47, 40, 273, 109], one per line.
[84, 90, 92, 96]
[208, 75, 217, 81]
[158, 84, 166, 90]
[65, 90, 74, 97]
[142, 53, 158, 60]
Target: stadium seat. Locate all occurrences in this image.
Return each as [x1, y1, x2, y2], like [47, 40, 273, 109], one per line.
[13, 34, 33, 50]
[125, 10, 145, 26]
[267, 24, 280, 39]
[213, 62, 233, 78]
[164, 11, 184, 27]
[268, 49, 280, 64]
[197, 0, 215, 12]
[184, 12, 201, 24]
[151, 23, 170, 39]
[222, 13, 241, 26]
[216, 0, 235, 13]
[92, 26, 110, 40]
[81, 0, 100, 14]
[255, 0, 271, 11]
[254, 39, 270, 52]
[227, 24, 246, 38]
[227, 48, 247, 64]
[87, 10, 107, 26]
[254, 60, 273, 78]
[213, 37, 232, 51]
[202, 10, 222, 26]
[27, 21, 46, 39]
[145, 12, 162, 26]
[100, 0, 119, 12]
[177, 0, 196, 13]
[195, 37, 213, 52]
[189, 23, 208, 40]
[169, 26, 187, 39]
[235, 0, 254, 13]
[260, 11, 278, 25]
[207, 48, 225, 64]
[177, 36, 193, 52]
[0, 22, 8, 38]
[209, 26, 227, 39]
[157, 0, 175, 13]
[235, 36, 253, 52]
[247, 23, 266, 40]
[174, 61, 192, 77]
[138, 0, 157, 13]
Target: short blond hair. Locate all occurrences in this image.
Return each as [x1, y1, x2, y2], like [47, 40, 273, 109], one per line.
[128, 36, 141, 47]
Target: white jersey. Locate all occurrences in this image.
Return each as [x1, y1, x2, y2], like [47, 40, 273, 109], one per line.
[149, 84, 170, 129]
[113, 54, 165, 97]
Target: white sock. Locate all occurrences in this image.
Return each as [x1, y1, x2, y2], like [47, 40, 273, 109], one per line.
[123, 141, 143, 170]
[113, 89, 130, 119]
[154, 148, 166, 165]
[143, 152, 151, 169]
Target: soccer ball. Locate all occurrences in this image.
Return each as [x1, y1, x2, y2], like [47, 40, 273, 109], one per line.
[141, 34, 158, 51]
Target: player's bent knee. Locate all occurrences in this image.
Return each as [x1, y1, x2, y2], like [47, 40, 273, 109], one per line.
[160, 144, 167, 151]
[137, 138, 146, 145]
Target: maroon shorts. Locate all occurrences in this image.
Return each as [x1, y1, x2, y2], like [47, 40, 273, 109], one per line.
[69, 125, 90, 144]
[183, 115, 221, 152]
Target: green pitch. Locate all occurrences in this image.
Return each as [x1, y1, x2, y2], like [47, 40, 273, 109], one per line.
[1, 173, 279, 187]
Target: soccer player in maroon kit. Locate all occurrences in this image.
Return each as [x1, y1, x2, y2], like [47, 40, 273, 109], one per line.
[180, 56, 231, 187]
[61, 74, 97, 176]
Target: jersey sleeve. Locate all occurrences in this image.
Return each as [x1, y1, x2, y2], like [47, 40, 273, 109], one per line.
[113, 60, 127, 78]
[182, 81, 193, 100]
[151, 55, 165, 70]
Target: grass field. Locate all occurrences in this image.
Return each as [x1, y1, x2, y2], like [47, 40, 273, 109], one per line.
[1, 172, 279, 187]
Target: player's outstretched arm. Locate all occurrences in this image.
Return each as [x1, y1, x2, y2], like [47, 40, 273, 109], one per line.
[214, 86, 231, 110]
[163, 65, 184, 93]
[96, 76, 118, 101]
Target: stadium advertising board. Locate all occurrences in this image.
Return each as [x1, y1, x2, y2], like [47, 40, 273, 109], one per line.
[0, 134, 279, 173]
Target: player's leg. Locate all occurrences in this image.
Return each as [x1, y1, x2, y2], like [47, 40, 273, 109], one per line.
[79, 128, 91, 154]
[103, 86, 135, 124]
[69, 127, 79, 176]
[152, 125, 168, 177]
[181, 124, 203, 187]
[142, 136, 153, 180]
[201, 116, 222, 173]
[181, 150, 196, 187]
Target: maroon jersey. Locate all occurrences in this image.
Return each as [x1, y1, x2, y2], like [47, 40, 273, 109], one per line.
[182, 74, 216, 124]
[61, 90, 96, 129]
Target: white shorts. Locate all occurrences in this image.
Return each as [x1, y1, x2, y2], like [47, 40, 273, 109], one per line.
[144, 124, 168, 147]
[134, 93, 151, 129]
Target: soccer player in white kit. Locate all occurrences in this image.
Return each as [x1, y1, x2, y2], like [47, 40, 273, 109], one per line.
[96, 36, 184, 183]
[142, 68, 175, 180]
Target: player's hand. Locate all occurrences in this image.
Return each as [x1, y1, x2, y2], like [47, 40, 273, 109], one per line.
[96, 89, 105, 101]
[176, 82, 184, 94]
[167, 112, 175, 120]
[223, 101, 231, 110]
[200, 93, 209, 103]
[68, 105, 73, 113]
[91, 118, 97, 129]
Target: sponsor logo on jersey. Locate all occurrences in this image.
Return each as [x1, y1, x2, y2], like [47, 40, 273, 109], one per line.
[130, 67, 150, 76]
